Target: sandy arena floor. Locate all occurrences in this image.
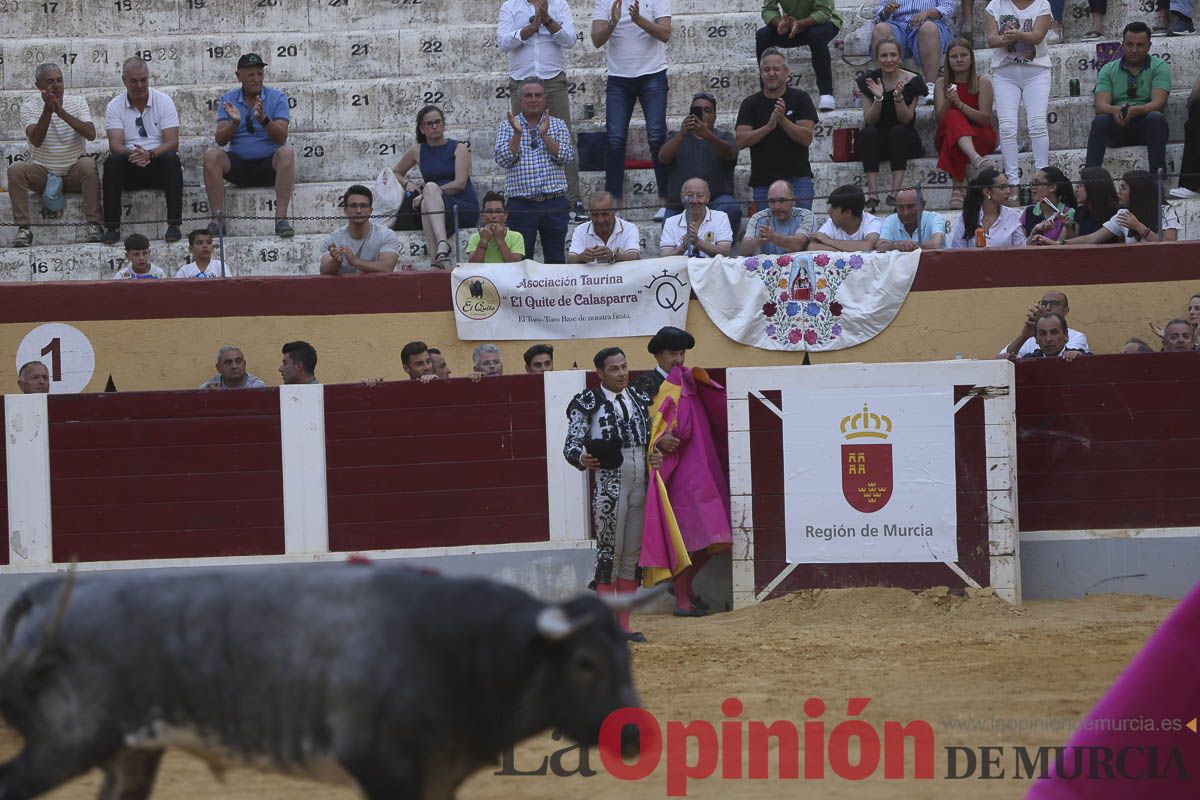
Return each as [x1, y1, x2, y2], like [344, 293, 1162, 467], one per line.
[0, 588, 1177, 800]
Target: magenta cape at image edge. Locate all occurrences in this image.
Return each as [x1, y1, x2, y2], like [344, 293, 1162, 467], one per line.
[641, 366, 732, 575]
[1026, 580, 1200, 797]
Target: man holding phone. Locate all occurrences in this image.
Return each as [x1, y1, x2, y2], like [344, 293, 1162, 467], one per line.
[999, 290, 1091, 359]
[659, 91, 742, 236]
[1085, 21, 1170, 180]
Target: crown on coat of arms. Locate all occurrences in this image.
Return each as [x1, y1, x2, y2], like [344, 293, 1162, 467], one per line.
[840, 404, 892, 440]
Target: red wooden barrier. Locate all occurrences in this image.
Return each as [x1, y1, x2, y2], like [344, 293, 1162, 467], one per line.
[1015, 352, 1200, 532]
[47, 390, 285, 562]
[323, 376, 550, 552]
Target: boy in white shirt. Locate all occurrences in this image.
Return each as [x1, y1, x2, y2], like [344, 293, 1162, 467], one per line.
[175, 229, 227, 278]
[112, 233, 166, 279]
[807, 184, 883, 252]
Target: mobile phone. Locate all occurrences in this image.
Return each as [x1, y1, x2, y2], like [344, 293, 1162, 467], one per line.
[689, 105, 704, 119]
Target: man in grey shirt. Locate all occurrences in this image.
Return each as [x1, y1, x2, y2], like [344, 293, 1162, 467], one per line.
[200, 346, 267, 389]
[319, 184, 401, 274]
[658, 90, 741, 236]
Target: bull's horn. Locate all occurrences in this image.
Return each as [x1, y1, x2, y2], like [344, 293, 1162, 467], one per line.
[599, 583, 671, 613]
[535, 606, 593, 641]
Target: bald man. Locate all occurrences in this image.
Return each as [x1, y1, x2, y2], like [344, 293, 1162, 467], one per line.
[659, 178, 733, 258]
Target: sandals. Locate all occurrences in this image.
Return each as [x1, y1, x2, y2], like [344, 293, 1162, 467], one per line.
[950, 189, 964, 209]
[864, 194, 880, 213]
[433, 239, 452, 269]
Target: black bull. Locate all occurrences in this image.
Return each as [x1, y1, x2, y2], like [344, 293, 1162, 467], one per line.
[0, 564, 644, 799]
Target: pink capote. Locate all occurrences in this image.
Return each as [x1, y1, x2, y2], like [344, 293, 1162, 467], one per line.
[640, 366, 732, 586]
[1026, 581, 1200, 798]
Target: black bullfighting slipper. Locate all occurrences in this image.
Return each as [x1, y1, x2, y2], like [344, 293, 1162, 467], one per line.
[673, 607, 707, 617]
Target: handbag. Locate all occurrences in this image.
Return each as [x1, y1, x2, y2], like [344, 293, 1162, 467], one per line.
[390, 190, 422, 231]
[832, 128, 858, 163]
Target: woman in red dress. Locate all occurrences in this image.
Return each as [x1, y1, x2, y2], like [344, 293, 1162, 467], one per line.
[934, 38, 998, 208]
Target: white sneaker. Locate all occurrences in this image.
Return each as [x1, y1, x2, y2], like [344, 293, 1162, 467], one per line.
[653, 206, 667, 222]
[818, 94, 836, 111]
[1169, 186, 1200, 199]
[925, 82, 935, 104]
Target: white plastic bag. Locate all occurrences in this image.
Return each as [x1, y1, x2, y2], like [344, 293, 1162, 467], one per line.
[839, 5, 876, 65]
[372, 167, 404, 218]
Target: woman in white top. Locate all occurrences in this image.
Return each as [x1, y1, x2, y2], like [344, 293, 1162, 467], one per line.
[984, 0, 1053, 188]
[950, 168, 1027, 248]
[1032, 169, 1180, 245]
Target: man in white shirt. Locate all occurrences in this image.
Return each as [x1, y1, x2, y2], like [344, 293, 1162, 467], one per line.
[319, 185, 401, 275]
[7, 63, 102, 247]
[806, 184, 882, 251]
[1000, 290, 1091, 358]
[660, 178, 732, 258]
[102, 57, 183, 245]
[591, 0, 672, 216]
[568, 191, 641, 263]
[497, 0, 581, 213]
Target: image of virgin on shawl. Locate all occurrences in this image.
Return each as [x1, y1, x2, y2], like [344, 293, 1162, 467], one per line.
[640, 364, 733, 595]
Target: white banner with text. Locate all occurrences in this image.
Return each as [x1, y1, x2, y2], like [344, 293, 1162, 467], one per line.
[782, 385, 958, 563]
[451, 258, 691, 341]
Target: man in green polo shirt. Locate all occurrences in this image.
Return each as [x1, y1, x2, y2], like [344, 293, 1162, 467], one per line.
[1085, 21, 1170, 179]
[467, 191, 525, 264]
[756, 0, 842, 111]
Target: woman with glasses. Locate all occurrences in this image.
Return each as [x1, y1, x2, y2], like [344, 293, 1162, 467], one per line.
[392, 105, 479, 268]
[950, 168, 1027, 248]
[1032, 169, 1179, 245]
[985, 0, 1053, 194]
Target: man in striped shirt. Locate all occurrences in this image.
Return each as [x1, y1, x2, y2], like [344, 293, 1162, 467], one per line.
[7, 63, 103, 247]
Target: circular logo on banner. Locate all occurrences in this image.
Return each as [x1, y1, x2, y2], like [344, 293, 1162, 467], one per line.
[16, 323, 96, 394]
[455, 276, 501, 321]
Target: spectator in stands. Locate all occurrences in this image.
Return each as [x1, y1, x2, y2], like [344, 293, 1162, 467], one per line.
[279, 341, 318, 385]
[401, 341, 438, 383]
[591, 0, 672, 219]
[1169, 72, 1200, 199]
[16, 362, 49, 395]
[1024, 311, 1085, 360]
[176, 229, 227, 278]
[1000, 290, 1090, 357]
[467, 192, 526, 263]
[112, 233, 165, 279]
[1162, 0, 1195, 33]
[660, 178, 733, 257]
[524, 344, 555, 372]
[473, 344, 505, 377]
[1161, 318, 1195, 352]
[756, 0, 841, 111]
[203, 54, 295, 238]
[875, 187, 945, 250]
[319, 185, 401, 275]
[934, 38, 995, 209]
[1085, 23, 1169, 182]
[985, 0, 1052, 192]
[393, 106, 479, 269]
[497, 0, 581, 214]
[857, 38, 927, 211]
[950, 168, 1026, 248]
[101, 58, 182, 246]
[736, 49, 819, 211]
[200, 346, 266, 390]
[1120, 337, 1154, 353]
[659, 92, 741, 235]
[8, 63, 102, 247]
[568, 191, 641, 263]
[1082, 0, 1106, 39]
[428, 348, 452, 379]
[1036, 169, 1179, 244]
[806, 184, 882, 251]
[1021, 166, 1077, 242]
[494, 80, 574, 263]
[871, 0, 955, 92]
[740, 179, 815, 255]
[1149, 293, 1200, 341]
[1072, 166, 1120, 238]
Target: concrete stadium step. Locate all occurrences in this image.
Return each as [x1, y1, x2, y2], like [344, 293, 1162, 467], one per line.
[0, 141, 1186, 249]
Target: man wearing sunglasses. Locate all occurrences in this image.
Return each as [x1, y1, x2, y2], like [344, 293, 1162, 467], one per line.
[203, 53, 295, 238]
[1085, 21, 1170, 181]
[102, 57, 183, 245]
